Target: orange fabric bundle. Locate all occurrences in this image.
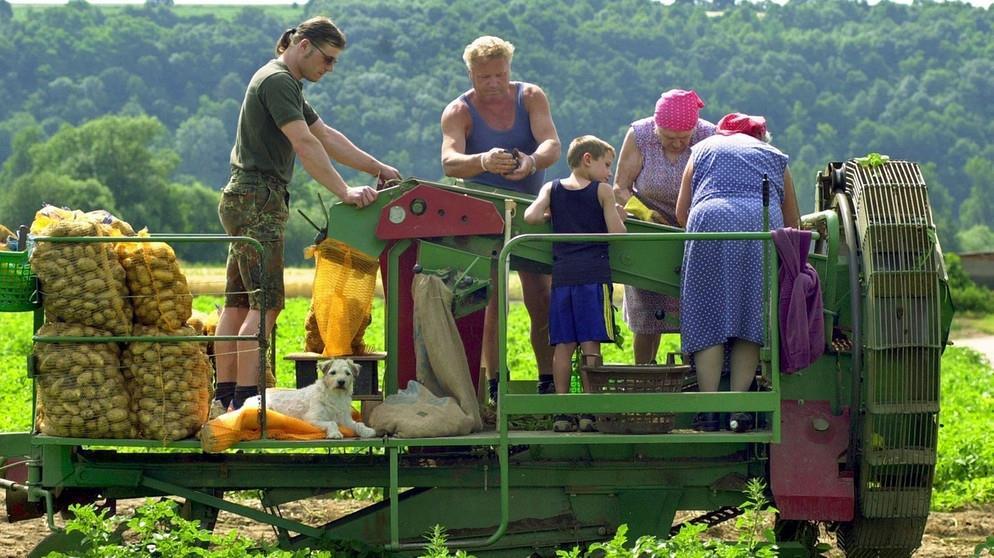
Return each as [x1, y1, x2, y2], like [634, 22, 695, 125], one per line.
[199, 405, 362, 453]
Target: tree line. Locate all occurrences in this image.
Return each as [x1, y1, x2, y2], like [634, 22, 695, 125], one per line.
[0, 0, 992, 264]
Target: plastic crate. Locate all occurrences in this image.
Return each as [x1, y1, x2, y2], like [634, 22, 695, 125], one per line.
[0, 250, 40, 312]
[582, 353, 690, 434]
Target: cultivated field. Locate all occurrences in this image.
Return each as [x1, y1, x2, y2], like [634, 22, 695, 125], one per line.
[1, 287, 992, 556]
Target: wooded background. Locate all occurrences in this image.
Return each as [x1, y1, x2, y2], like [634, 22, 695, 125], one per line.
[1, 0, 992, 263]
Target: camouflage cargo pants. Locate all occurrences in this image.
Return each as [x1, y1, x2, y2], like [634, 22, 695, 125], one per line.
[218, 169, 289, 310]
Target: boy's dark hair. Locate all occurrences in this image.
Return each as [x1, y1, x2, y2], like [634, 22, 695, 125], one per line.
[567, 135, 615, 169]
[276, 16, 347, 57]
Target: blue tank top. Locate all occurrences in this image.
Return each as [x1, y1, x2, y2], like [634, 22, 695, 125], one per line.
[550, 179, 611, 286]
[461, 82, 544, 195]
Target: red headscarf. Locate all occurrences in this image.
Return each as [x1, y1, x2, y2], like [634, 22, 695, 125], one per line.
[653, 89, 705, 132]
[716, 113, 767, 140]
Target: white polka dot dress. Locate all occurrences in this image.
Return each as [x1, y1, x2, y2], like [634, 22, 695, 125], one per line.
[680, 133, 788, 355]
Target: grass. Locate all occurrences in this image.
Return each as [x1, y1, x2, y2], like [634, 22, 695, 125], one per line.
[1, 298, 993, 512]
[933, 346, 994, 510]
[950, 312, 994, 337]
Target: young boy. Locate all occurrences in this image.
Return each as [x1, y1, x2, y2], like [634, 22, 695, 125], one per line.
[523, 135, 627, 432]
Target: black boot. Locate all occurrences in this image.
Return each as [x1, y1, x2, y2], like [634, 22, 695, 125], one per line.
[230, 386, 259, 410]
[488, 378, 499, 405]
[693, 412, 721, 432]
[214, 382, 235, 409]
[536, 374, 555, 394]
[728, 412, 755, 433]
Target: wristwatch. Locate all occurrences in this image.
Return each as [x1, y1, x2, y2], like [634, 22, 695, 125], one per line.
[528, 154, 537, 176]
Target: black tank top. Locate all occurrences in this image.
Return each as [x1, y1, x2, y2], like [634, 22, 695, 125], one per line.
[550, 179, 611, 287]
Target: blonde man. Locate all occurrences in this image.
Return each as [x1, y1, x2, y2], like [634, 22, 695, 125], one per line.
[441, 35, 562, 401]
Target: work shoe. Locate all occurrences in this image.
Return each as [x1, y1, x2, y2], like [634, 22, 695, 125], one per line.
[693, 412, 721, 432]
[553, 414, 577, 432]
[728, 412, 755, 433]
[577, 414, 597, 432]
[536, 375, 556, 394]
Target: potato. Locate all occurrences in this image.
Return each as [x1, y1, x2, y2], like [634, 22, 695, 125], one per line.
[106, 408, 128, 423]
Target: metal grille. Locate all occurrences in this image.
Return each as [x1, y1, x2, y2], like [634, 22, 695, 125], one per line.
[843, 160, 941, 519]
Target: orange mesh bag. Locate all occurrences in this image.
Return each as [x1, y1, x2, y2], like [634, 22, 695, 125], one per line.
[34, 323, 137, 439]
[122, 325, 212, 442]
[306, 239, 377, 357]
[304, 307, 325, 353]
[116, 231, 193, 330]
[0, 224, 14, 247]
[30, 215, 133, 335]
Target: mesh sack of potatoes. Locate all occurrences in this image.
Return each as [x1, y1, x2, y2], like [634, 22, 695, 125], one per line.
[186, 310, 207, 334]
[84, 209, 136, 237]
[34, 323, 136, 438]
[117, 234, 192, 330]
[30, 218, 133, 335]
[304, 307, 325, 353]
[122, 325, 212, 442]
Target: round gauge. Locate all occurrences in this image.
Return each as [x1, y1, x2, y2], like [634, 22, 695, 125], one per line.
[388, 205, 407, 224]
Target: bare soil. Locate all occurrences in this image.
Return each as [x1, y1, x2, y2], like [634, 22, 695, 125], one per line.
[2, 490, 991, 557]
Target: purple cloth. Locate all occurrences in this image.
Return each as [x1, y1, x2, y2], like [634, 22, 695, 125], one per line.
[772, 228, 825, 373]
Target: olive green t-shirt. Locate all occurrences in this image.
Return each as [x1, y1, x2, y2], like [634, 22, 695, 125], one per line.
[229, 59, 320, 184]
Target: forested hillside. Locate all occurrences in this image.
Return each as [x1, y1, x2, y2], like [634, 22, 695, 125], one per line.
[1, 0, 992, 263]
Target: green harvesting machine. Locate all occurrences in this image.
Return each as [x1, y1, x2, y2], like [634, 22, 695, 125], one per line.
[0, 158, 953, 557]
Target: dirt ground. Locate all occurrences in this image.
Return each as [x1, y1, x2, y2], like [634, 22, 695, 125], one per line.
[1, 490, 991, 557]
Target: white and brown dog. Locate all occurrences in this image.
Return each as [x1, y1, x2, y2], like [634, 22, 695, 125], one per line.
[247, 358, 377, 439]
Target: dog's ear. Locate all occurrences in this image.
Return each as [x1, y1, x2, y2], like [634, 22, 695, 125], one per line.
[317, 360, 332, 375]
[349, 360, 361, 376]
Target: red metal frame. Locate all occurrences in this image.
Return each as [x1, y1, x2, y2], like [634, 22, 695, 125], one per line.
[375, 184, 503, 390]
[376, 184, 505, 240]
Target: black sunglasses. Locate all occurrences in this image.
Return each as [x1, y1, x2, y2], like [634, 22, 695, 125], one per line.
[311, 42, 338, 67]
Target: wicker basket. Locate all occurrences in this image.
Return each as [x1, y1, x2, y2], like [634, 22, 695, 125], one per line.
[582, 353, 690, 434]
[0, 250, 40, 312]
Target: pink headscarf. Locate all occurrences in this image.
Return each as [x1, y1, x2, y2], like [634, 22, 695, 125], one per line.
[653, 89, 705, 132]
[716, 112, 768, 140]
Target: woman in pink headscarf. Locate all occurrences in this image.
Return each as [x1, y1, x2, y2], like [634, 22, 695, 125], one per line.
[613, 89, 716, 364]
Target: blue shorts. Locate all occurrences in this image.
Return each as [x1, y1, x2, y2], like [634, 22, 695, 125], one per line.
[549, 283, 615, 345]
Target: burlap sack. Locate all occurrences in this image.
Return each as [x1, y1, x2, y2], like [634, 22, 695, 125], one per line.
[368, 381, 474, 438]
[412, 274, 482, 432]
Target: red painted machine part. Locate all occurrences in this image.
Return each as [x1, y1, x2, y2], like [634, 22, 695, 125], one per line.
[770, 399, 855, 521]
[376, 184, 505, 240]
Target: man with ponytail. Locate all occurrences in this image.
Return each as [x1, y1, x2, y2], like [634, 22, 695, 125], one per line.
[215, 16, 401, 410]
